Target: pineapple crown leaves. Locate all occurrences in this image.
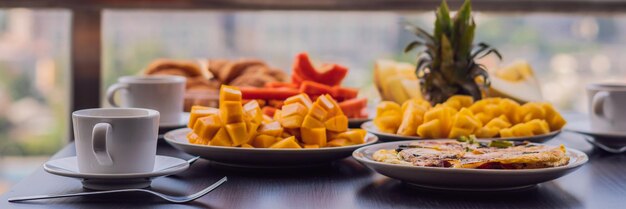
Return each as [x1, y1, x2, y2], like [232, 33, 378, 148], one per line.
[402, 0, 501, 103]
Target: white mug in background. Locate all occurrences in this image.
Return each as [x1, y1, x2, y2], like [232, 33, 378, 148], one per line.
[72, 108, 159, 174]
[106, 75, 185, 125]
[587, 83, 626, 133]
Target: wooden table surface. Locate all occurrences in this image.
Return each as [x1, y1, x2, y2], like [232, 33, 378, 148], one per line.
[1, 130, 625, 209]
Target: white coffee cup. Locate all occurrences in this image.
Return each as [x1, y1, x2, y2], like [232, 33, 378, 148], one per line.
[106, 75, 185, 126]
[72, 108, 159, 174]
[587, 83, 626, 133]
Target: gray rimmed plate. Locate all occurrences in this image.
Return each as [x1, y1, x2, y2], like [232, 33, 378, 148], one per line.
[361, 121, 560, 143]
[353, 140, 588, 191]
[164, 128, 378, 167]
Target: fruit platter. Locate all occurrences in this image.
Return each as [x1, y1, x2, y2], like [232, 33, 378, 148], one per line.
[164, 85, 377, 167]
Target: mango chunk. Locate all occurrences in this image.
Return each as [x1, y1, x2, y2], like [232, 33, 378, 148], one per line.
[241, 144, 254, 148]
[335, 129, 367, 144]
[246, 121, 260, 141]
[220, 101, 244, 123]
[187, 132, 198, 144]
[225, 122, 249, 146]
[324, 115, 348, 132]
[270, 136, 302, 149]
[308, 103, 328, 121]
[304, 144, 320, 149]
[252, 134, 278, 148]
[243, 100, 263, 124]
[219, 85, 242, 104]
[328, 138, 351, 147]
[209, 128, 233, 146]
[280, 115, 304, 128]
[191, 105, 210, 112]
[284, 94, 313, 109]
[281, 102, 308, 118]
[301, 127, 327, 147]
[258, 121, 283, 137]
[302, 115, 325, 129]
[192, 114, 223, 140]
[188, 107, 219, 128]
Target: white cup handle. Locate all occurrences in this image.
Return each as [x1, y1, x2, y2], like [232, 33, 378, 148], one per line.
[592, 91, 610, 120]
[106, 83, 128, 107]
[92, 123, 113, 166]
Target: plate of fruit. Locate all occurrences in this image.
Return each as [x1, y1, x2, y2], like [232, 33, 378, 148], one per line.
[164, 85, 378, 167]
[363, 96, 565, 143]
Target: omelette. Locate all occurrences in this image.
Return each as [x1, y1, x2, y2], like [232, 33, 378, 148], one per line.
[372, 140, 569, 169]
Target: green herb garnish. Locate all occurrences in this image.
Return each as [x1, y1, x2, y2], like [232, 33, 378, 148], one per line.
[488, 140, 513, 148]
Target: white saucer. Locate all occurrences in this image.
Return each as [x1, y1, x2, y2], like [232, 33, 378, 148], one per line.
[566, 120, 626, 139]
[159, 112, 190, 128]
[44, 155, 189, 190]
[566, 120, 626, 152]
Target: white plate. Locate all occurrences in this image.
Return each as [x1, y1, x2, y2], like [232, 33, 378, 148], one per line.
[159, 112, 191, 128]
[44, 155, 189, 190]
[361, 121, 560, 143]
[353, 140, 588, 191]
[164, 128, 378, 167]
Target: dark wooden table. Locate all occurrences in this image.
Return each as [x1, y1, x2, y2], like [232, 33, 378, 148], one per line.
[2, 130, 626, 208]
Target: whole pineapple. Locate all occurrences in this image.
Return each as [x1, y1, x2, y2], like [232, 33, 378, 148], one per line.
[404, 0, 501, 104]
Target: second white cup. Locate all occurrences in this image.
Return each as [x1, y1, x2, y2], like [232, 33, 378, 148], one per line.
[106, 75, 186, 125]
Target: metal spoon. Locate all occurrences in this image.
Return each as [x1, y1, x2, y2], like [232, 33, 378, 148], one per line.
[8, 176, 226, 203]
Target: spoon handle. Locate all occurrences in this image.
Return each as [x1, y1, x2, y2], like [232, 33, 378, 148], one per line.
[8, 189, 139, 202]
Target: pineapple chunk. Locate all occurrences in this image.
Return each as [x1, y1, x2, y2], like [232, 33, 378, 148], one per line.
[525, 119, 550, 135]
[270, 136, 302, 149]
[540, 103, 567, 131]
[192, 114, 222, 140]
[301, 127, 327, 147]
[444, 95, 474, 111]
[517, 103, 546, 123]
[448, 108, 482, 139]
[417, 105, 457, 138]
[396, 102, 426, 136]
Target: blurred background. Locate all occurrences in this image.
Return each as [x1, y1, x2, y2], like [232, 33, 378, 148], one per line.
[1, 8, 626, 193]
